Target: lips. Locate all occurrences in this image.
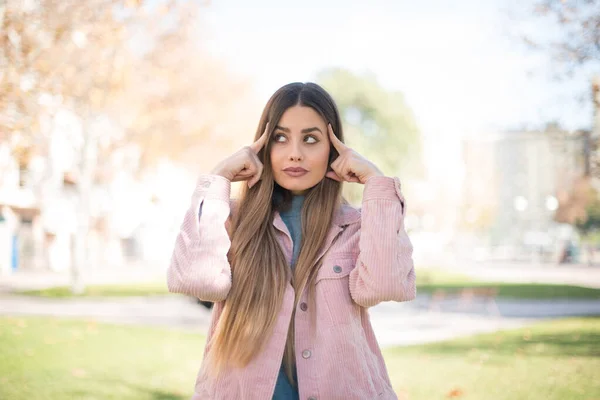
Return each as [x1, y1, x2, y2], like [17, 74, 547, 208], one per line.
[283, 167, 308, 173]
[283, 167, 309, 177]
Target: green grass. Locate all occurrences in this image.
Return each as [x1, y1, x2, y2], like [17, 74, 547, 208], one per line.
[19, 282, 171, 298]
[1, 316, 598, 399]
[0, 316, 203, 400]
[416, 268, 600, 299]
[385, 316, 600, 399]
[417, 282, 600, 299]
[14, 268, 600, 300]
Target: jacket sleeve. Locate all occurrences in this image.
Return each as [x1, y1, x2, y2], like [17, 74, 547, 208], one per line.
[349, 175, 416, 307]
[167, 174, 233, 302]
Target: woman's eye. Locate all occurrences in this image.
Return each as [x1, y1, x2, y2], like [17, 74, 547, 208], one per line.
[272, 134, 318, 144]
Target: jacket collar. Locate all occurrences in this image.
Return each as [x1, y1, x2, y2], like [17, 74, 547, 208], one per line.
[232, 198, 361, 230]
[273, 202, 360, 232]
[332, 203, 361, 227]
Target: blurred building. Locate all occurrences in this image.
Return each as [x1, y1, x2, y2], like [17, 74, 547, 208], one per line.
[0, 106, 196, 275]
[460, 126, 588, 262]
[593, 77, 600, 180]
[0, 141, 44, 274]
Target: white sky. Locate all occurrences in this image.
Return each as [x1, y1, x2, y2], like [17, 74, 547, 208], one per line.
[203, 0, 594, 182]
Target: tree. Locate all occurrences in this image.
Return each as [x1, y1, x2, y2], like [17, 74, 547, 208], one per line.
[521, 0, 599, 76]
[555, 175, 591, 224]
[575, 185, 600, 235]
[518, 1, 600, 175]
[559, 176, 600, 263]
[1, 0, 250, 292]
[1, 0, 139, 291]
[316, 68, 423, 204]
[518, 1, 600, 235]
[1, 0, 139, 142]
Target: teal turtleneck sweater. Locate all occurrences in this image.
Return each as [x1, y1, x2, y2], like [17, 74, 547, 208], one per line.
[272, 194, 304, 400]
[279, 194, 305, 268]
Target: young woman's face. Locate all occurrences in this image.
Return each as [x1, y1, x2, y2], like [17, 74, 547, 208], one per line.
[270, 105, 330, 195]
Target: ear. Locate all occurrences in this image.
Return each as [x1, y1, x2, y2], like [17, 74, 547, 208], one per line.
[325, 170, 342, 181]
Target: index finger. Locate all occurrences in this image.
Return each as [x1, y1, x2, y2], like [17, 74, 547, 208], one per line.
[328, 123, 347, 153]
[249, 122, 270, 154]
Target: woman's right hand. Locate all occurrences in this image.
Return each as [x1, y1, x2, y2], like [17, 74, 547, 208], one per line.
[210, 123, 270, 189]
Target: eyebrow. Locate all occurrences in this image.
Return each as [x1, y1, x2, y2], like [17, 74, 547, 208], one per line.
[275, 125, 323, 135]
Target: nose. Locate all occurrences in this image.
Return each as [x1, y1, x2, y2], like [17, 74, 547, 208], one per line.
[288, 141, 304, 161]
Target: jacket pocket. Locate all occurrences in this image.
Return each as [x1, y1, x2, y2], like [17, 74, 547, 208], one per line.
[315, 257, 360, 327]
[315, 256, 355, 282]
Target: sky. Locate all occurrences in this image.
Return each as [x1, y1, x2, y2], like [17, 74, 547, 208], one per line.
[202, 0, 595, 182]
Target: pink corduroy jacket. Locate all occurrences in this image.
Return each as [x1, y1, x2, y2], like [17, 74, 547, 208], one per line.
[167, 174, 416, 400]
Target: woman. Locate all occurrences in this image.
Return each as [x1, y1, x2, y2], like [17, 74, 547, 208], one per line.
[167, 82, 416, 400]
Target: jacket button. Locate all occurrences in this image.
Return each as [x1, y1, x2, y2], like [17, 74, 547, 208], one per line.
[201, 181, 211, 188]
[302, 349, 311, 359]
[333, 265, 342, 273]
[300, 302, 308, 311]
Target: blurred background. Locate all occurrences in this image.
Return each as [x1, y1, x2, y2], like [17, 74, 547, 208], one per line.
[1, 0, 599, 399]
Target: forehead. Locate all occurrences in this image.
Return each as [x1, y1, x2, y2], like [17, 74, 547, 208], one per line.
[278, 106, 325, 128]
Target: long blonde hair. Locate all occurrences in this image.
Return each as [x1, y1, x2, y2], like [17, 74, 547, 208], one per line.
[207, 82, 345, 385]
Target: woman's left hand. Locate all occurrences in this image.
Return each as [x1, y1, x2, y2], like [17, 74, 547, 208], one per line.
[325, 124, 384, 184]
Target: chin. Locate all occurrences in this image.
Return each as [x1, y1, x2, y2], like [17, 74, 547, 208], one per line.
[274, 178, 301, 191]
[280, 183, 309, 192]
[279, 179, 320, 193]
